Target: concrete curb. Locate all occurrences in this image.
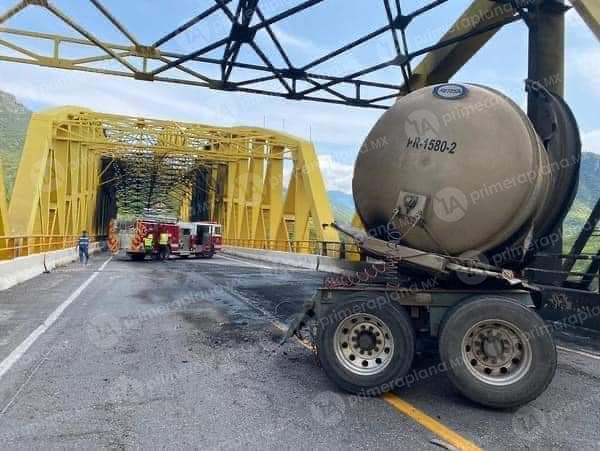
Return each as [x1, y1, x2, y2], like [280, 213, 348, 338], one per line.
[0, 243, 101, 291]
[223, 246, 377, 275]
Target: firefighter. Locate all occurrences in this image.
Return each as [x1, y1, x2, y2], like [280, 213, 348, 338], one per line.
[77, 230, 90, 265]
[158, 230, 170, 260]
[143, 233, 154, 255]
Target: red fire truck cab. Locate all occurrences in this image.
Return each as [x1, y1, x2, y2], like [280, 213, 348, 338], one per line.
[122, 218, 222, 260]
[170, 221, 223, 258]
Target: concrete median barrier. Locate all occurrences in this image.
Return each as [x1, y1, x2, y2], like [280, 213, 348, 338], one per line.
[223, 246, 379, 275]
[0, 243, 101, 291]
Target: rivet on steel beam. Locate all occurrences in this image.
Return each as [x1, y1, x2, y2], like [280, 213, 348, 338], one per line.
[392, 14, 411, 30]
[134, 72, 154, 81]
[134, 45, 161, 58]
[280, 67, 307, 80]
[26, 0, 48, 7]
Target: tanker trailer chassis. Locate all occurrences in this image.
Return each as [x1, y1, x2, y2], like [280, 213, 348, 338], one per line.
[282, 82, 582, 408]
[284, 224, 556, 409]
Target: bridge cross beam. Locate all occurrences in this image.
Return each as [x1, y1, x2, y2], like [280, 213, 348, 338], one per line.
[220, 0, 260, 83]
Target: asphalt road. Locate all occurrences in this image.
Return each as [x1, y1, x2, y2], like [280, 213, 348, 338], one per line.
[0, 252, 599, 449]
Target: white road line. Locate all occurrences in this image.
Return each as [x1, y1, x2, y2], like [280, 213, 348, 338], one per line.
[0, 257, 112, 381]
[557, 345, 600, 361]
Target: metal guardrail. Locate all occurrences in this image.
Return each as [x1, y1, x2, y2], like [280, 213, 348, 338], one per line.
[0, 235, 101, 261]
[229, 239, 598, 291]
[522, 252, 599, 294]
[224, 239, 364, 260]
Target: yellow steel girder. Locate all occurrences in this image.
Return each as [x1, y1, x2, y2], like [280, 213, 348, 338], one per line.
[178, 188, 192, 223]
[571, 0, 600, 40]
[403, 0, 600, 92]
[8, 107, 339, 251]
[8, 107, 101, 244]
[403, 0, 518, 92]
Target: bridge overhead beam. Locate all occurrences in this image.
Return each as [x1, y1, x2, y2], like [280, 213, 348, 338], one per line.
[0, 0, 534, 108]
[0, 0, 586, 109]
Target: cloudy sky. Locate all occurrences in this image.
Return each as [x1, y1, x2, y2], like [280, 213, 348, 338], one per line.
[0, 0, 598, 194]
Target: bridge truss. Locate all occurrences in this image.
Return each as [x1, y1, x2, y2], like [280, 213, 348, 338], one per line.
[2, 108, 338, 256]
[1, 0, 595, 109]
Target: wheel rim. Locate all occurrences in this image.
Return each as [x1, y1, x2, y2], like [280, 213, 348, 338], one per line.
[461, 319, 532, 386]
[334, 313, 395, 376]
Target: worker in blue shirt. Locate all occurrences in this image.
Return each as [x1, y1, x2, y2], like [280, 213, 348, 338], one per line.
[77, 230, 90, 265]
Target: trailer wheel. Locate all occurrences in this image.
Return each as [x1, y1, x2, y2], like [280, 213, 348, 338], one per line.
[131, 254, 145, 261]
[318, 296, 415, 395]
[439, 296, 556, 409]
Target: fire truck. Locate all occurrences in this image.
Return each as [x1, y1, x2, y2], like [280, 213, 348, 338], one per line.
[118, 216, 223, 260]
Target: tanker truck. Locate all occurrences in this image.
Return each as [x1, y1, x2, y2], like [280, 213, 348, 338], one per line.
[286, 82, 581, 408]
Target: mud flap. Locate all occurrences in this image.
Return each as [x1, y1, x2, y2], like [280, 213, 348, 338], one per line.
[279, 293, 319, 346]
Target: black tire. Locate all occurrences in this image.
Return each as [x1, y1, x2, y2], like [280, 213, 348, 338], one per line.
[130, 253, 145, 261]
[317, 295, 415, 395]
[439, 296, 556, 409]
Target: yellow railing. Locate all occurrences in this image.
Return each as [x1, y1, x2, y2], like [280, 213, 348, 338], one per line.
[224, 239, 363, 261]
[0, 235, 101, 261]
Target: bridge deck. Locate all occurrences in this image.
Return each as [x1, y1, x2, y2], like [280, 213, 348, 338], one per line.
[0, 253, 599, 449]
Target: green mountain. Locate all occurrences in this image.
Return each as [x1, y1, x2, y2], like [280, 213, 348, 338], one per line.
[0, 91, 31, 201]
[562, 153, 599, 252]
[574, 152, 600, 207]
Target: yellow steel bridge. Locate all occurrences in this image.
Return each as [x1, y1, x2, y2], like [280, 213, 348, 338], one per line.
[0, 0, 598, 262]
[0, 107, 341, 259]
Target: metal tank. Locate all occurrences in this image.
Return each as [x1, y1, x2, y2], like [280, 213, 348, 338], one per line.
[353, 83, 580, 266]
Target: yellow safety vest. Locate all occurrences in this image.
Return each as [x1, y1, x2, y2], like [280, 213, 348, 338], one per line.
[159, 233, 169, 245]
[144, 237, 153, 248]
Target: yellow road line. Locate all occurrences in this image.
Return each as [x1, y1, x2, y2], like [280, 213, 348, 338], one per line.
[292, 336, 480, 449]
[273, 311, 479, 449]
[383, 392, 482, 451]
